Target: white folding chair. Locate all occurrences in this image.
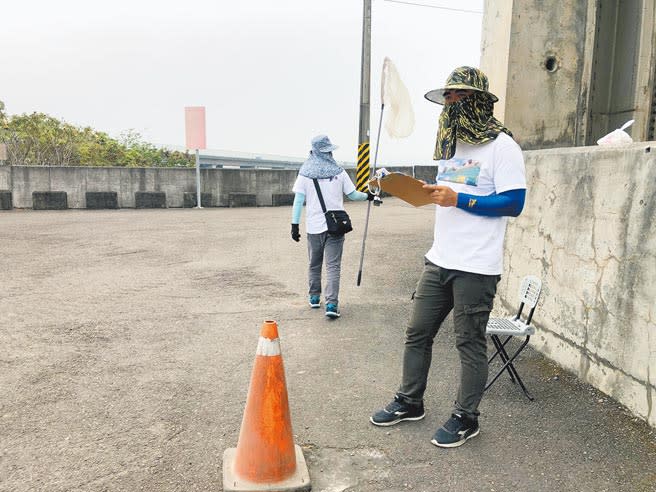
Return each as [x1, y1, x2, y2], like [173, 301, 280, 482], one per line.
[485, 275, 542, 401]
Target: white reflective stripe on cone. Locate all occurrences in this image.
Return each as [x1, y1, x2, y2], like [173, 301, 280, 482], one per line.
[256, 337, 281, 356]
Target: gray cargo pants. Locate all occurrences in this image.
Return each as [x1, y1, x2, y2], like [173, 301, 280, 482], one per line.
[397, 260, 500, 420]
[307, 232, 345, 305]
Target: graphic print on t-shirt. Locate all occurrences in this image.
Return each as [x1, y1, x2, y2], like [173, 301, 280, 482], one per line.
[437, 158, 482, 186]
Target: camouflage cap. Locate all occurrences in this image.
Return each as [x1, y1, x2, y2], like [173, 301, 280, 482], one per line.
[424, 66, 499, 105]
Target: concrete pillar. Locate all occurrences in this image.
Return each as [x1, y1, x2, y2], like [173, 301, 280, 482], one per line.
[481, 0, 656, 149]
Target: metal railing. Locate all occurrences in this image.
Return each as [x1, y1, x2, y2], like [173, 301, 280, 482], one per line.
[199, 154, 355, 170]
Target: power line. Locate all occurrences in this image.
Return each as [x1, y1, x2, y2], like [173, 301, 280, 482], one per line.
[381, 0, 483, 14]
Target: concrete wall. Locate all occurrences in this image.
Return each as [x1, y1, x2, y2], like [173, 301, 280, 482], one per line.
[3, 166, 435, 209]
[481, 0, 591, 149]
[496, 142, 656, 427]
[480, 0, 513, 123]
[0, 165, 9, 189]
[481, 1, 656, 148]
[5, 167, 300, 208]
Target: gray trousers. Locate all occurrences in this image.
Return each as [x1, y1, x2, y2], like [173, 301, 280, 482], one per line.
[307, 232, 345, 305]
[398, 261, 499, 420]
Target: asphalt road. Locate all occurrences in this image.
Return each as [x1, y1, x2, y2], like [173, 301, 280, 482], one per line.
[1, 200, 655, 492]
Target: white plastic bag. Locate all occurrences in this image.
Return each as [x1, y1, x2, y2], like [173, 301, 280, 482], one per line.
[597, 119, 634, 146]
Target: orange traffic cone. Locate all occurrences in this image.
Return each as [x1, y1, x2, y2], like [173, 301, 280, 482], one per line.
[222, 320, 311, 492]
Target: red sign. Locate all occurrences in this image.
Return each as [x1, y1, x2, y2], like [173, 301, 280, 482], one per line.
[185, 107, 206, 150]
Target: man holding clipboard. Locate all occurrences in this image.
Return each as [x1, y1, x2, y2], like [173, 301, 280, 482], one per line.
[370, 66, 527, 449]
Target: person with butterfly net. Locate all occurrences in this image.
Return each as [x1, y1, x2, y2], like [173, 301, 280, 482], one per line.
[370, 66, 527, 448]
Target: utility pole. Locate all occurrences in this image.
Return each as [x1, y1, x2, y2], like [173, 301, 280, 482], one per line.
[356, 0, 371, 192]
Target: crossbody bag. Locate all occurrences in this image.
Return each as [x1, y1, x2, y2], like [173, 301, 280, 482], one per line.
[312, 178, 353, 236]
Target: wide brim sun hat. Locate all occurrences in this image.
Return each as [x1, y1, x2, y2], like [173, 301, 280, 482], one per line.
[424, 66, 499, 105]
[311, 135, 338, 153]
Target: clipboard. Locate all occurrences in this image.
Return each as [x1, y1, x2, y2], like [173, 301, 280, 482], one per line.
[368, 172, 433, 207]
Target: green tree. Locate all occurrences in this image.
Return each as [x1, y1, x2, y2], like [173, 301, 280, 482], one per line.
[0, 107, 194, 168]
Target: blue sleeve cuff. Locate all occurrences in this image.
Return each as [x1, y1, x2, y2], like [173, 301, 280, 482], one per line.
[347, 190, 368, 201]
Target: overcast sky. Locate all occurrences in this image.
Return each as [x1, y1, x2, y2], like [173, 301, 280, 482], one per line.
[1, 0, 484, 165]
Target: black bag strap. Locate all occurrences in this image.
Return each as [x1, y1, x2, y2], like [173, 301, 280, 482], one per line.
[312, 179, 328, 213]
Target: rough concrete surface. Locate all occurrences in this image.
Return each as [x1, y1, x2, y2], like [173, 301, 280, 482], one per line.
[1, 199, 655, 492]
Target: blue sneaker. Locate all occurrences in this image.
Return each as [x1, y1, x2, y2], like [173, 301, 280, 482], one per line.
[431, 413, 480, 448]
[309, 295, 321, 308]
[370, 395, 425, 426]
[325, 303, 340, 318]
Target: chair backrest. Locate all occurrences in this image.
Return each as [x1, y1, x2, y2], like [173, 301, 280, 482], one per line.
[519, 275, 542, 307]
[514, 275, 542, 325]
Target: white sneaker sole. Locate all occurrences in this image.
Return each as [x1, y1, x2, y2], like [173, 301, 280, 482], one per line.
[369, 413, 425, 427]
[431, 428, 480, 448]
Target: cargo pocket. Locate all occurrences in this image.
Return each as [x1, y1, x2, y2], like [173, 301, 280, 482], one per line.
[455, 303, 492, 338]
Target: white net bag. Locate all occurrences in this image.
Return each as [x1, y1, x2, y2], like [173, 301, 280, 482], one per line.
[381, 57, 415, 139]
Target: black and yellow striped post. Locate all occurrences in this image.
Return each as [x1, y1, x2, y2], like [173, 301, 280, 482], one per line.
[356, 141, 370, 191]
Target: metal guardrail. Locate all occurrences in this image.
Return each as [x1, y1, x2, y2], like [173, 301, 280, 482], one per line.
[199, 154, 355, 170]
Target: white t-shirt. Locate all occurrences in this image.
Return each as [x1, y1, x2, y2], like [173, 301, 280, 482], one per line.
[425, 132, 526, 275]
[292, 171, 357, 234]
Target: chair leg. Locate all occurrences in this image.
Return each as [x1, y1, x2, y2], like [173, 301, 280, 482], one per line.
[499, 336, 529, 387]
[485, 336, 534, 401]
[489, 335, 517, 383]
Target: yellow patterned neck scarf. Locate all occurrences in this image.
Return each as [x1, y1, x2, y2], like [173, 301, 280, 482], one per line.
[433, 92, 513, 160]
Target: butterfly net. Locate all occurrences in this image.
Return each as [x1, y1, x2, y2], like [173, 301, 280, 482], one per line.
[381, 57, 415, 139]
